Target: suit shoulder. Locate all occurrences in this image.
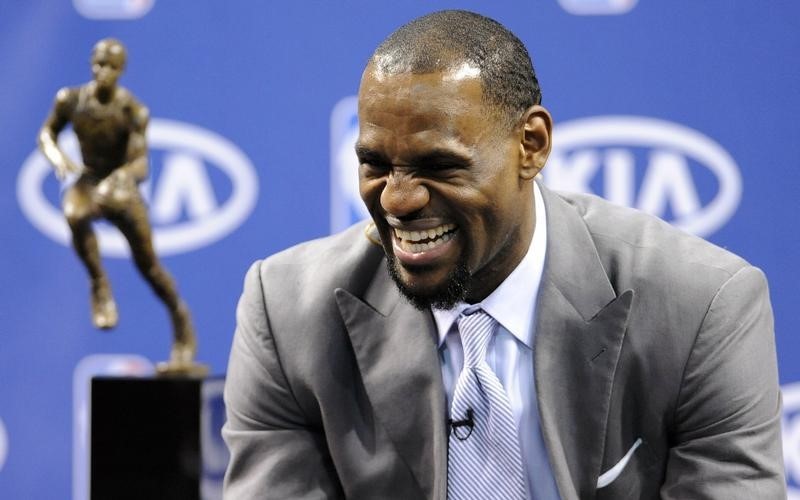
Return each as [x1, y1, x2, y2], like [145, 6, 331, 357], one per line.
[552, 191, 759, 311]
[558, 190, 750, 277]
[255, 222, 385, 305]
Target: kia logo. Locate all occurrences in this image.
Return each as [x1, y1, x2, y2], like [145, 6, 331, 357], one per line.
[17, 118, 258, 256]
[546, 116, 742, 237]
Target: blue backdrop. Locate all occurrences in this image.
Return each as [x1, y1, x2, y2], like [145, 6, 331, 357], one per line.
[2, 1, 799, 498]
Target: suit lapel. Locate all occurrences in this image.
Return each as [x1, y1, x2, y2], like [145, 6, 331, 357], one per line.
[535, 186, 634, 499]
[335, 263, 448, 500]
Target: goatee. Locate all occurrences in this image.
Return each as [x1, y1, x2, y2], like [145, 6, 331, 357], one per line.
[386, 256, 471, 311]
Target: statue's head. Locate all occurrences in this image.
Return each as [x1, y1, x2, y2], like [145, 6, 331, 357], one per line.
[90, 38, 127, 90]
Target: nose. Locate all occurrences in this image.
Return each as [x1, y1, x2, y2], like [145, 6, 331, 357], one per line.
[380, 170, 430, 218]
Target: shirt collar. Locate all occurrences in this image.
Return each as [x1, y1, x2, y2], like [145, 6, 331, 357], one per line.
[432, 181, 548, 348]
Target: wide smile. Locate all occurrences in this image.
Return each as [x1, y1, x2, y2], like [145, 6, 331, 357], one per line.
[391, 223, 458, 265]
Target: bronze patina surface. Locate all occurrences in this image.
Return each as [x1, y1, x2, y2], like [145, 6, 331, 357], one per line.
[38, 38, 206, 376]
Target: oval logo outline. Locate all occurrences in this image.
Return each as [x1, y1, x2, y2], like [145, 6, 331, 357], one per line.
[17, 118, 258, 257]
[549, 115, 742, 237]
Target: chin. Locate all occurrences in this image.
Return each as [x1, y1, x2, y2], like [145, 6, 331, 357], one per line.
[386, 256, 470, 311]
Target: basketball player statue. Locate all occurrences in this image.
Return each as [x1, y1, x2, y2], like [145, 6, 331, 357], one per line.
[38, 38, 206, 376]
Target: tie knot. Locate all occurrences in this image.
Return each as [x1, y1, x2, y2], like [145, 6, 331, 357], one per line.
[457, 309, 496, 368]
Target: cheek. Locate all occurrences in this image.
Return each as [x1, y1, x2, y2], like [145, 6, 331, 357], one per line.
[457, 190, 509, 248]
[358, 177, 383, 209]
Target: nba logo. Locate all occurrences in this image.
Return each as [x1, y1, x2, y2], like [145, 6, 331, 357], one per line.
[201, 378, 229, 500]
[73, 0, 155, 19]
[783, 382, 800, 498]
[557, 0, 638, 15]
[330, 96, 369, 234]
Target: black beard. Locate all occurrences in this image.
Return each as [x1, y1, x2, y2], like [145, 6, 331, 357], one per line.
[386, 256, 471, 311]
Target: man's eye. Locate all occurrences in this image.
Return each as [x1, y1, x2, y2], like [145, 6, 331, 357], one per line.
[420, 162, 463, 174]
[360, 159, 390, 171]
[428, 163, 458, 170]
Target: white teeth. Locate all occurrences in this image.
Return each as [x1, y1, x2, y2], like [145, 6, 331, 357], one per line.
[395, 224, 457, 253]
[394, 223, 456, 243]
[409, 242, 431, 253]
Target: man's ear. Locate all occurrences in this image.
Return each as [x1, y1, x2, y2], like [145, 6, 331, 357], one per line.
[518, 105, 553, 180]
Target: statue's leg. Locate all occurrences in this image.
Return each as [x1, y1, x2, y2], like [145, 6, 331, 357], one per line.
[63, 181, 118, 329]
[105, 193, 196, 366]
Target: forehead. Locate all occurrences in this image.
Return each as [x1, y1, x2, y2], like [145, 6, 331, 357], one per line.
[92, 45, 125, 64]
[359, 66, 482, 114]
[357, 67, 496, 153]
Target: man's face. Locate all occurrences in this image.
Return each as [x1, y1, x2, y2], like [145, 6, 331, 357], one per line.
[356, 65, 535, 309]
[91, 47, 124, 90]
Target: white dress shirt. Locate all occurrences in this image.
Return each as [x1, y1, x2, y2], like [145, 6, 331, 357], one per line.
[432, 182, 561, 500]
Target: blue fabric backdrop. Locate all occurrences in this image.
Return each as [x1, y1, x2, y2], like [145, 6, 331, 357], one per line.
[1, 1, 799, 498]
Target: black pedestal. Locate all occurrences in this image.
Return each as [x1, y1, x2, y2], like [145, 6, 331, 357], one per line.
[90, 376, 227, 500]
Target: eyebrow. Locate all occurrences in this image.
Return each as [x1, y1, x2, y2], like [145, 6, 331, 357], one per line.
[410, 149, 471, 168]
[355, 145, 471, 167]
[355, 145, 384, 161]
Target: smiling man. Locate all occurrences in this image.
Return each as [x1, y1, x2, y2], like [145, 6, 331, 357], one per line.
[223, 10, 785, 499]
[356, 64, 544, 311]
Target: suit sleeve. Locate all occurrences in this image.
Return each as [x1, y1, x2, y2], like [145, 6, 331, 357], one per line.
[660, 266, 786, 499]
[222, 261, 343, 499]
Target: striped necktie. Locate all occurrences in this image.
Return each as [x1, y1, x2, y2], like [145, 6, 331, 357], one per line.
[447, 308, 527, 500]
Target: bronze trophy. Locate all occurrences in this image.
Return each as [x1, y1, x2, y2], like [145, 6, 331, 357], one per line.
[38, 38, 206, 376]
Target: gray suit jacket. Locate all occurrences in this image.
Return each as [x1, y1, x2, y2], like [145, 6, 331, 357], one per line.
[223, 184, 785, 499]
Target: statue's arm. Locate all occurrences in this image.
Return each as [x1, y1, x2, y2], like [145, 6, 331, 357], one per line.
[121, 99, 149, 182]
[38, 88, 80, 179]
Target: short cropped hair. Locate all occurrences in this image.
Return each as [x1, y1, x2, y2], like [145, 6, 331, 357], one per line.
[92, 38, 127, 68]
[370, 10, 542, 127]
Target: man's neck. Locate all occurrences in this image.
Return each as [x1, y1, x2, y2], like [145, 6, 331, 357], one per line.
[432, 180, 548, 345]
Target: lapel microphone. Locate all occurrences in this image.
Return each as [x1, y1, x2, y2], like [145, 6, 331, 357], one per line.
[448, 408, 474, 441]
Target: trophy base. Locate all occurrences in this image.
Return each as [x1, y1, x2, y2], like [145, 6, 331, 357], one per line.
[90, 375, 228, 500]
